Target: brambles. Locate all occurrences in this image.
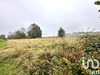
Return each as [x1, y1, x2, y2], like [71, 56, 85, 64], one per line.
[60, 40, 88, 75]
[79, 34, 100, 55]
[0, 37, 99, 75]
[79, 34, 100, 71]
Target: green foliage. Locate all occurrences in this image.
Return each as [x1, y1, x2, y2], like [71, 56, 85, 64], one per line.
[80, 34, 100, 54]
[13, 30, 26, 39]
[58, 27, 65, 38]
[7, 28, 26, 39]
[27, 23, 42, 38]
[0, 34, 6, 40]
[94, 1, 100, 5]
[79, 34, 100, 63]
[94, 1, 100, 12]
[7, 24, 42, 39]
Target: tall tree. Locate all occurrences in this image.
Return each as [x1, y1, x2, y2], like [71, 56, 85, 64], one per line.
[27, 23, 42, 38]
[94, 1, 100, 12]
[58, 27, 65, 38]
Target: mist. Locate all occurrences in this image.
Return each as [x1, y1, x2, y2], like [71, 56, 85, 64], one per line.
[0, 0, 100, 37]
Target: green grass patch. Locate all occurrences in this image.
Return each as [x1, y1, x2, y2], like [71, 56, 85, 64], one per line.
[0, 41, 7, 50]
[0, 59, 22, 75]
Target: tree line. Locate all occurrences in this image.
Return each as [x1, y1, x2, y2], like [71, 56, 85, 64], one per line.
[7, 23, 42, 39]
[0, 23, 66, 40]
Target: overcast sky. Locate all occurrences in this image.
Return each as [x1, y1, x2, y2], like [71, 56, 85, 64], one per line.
[0, 0, 100, 37]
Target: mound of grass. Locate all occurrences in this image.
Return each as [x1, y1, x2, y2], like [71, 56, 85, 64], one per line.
[0, 41, 7, 50]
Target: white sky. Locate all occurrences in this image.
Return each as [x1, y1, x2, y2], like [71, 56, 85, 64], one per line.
[0, 0, 100, 37]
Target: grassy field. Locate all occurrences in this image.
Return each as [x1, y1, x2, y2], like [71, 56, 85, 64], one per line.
[0, 41, 7, 50]
[0, 36, 100, 75]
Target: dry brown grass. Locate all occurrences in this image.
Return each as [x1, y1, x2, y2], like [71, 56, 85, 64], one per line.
[0, 38, 78, 66]
[0, 37, 80, 75]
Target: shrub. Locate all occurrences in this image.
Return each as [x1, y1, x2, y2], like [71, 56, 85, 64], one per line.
[79, 34, 100, 53]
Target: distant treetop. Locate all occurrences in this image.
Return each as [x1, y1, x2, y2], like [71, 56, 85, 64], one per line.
[94, 1, 100, 5]
[94, 1, 100, 12]
[58, 27, 65, 38]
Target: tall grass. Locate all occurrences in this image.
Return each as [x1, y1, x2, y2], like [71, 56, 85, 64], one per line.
[0, 37, 99, 75]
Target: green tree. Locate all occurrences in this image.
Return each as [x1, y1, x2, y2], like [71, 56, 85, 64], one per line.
[13, 30, 26, 39]
[58, 27, 65, 38]
[27, 23, 42, 38]
[94, 1, 100, 12]
[0, 34, 6, 40]
[8, 28, 26, 39]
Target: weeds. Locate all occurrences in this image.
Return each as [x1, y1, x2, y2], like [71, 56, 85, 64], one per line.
[0, 37, 99, 75]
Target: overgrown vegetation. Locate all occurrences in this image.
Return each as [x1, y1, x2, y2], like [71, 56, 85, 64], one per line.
[0, 35, 100, 75]
[79, 34, 100, 61]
